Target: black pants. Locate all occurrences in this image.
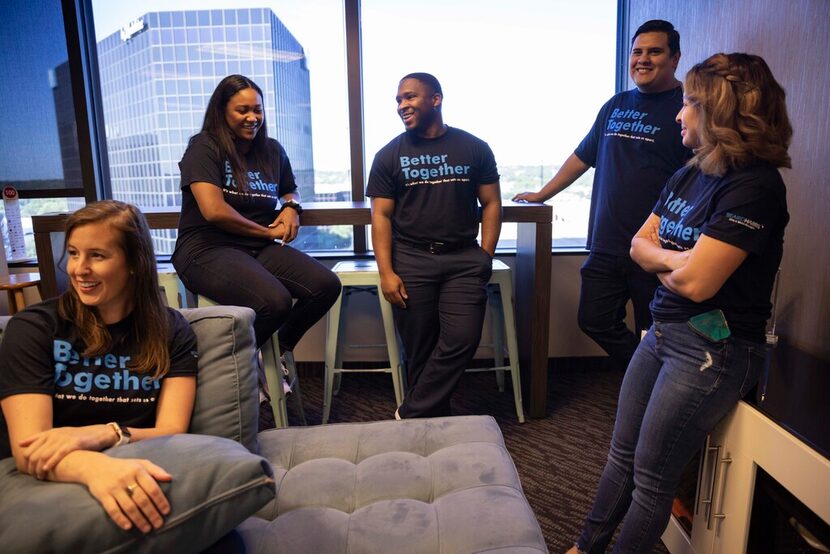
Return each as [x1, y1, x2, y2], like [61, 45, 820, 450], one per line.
[577, 251, 658, 370]
[392, 243, 493, 418]
[174, 243, 341, 350]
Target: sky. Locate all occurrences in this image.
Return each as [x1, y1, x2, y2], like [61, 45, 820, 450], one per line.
[0, 0, 69, 180]
[2, 0, 617, 179]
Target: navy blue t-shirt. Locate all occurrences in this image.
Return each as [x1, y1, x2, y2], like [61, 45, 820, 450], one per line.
[575, 86, 690, 255]
[0, 299, 199, 459]
[650, 163, 789, 341]
[366, 127, 499, 244]
[174, 132, 297, 256]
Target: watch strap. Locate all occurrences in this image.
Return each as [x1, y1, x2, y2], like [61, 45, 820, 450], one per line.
[281, 200, 303, 214]
[107, 422, 130, 446]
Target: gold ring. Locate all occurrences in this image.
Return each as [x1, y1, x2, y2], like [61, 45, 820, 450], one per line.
[126, 484, 138, 497]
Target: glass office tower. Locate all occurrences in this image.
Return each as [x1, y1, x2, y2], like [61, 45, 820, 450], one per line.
[96, 8, 314, 252]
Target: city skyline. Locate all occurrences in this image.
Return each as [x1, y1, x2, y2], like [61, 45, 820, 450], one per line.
[90, 7, 316, 253]
[3, 0, 616, 180]
[2, 0, 616, 252]
[93, 0, 617, 172]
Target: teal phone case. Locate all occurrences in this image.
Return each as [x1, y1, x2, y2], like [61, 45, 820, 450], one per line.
[688, 309, 731, 341]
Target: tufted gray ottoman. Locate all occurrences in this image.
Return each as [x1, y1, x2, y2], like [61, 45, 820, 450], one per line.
[0, 306, 545, 552]
[236, 416, 547, 553]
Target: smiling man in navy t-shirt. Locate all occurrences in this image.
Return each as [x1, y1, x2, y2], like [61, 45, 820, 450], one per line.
[367, 73, 502, 418]
[513, 20, 691, 371]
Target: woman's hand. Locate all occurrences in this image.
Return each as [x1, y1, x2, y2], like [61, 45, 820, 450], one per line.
[268, 208, 300, 244]
[19, 424, 117, 479]
[82, 456, 173, 534]
[191, 182, 292, 242]
[667, 249, 691, 271]
[646, 220, 661, 247]
[631, 213, 692, 273]
[657, 234, 749, 302]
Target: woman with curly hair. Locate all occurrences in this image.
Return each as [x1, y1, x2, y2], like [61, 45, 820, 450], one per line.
[569, 53, 792, 553]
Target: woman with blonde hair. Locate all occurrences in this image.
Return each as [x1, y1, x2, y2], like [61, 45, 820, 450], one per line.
[569, 53, 792, 553]
[0, 200, 198, 534]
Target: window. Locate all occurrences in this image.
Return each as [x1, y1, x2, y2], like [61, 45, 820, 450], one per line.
[0, 0, 85, 261]
[9, 1, 619, 260]
[91, 0, 351, 254]
[362, 0, 617, 248]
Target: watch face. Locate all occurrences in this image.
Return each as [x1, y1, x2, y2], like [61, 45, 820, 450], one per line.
[121, 425, 132, 438]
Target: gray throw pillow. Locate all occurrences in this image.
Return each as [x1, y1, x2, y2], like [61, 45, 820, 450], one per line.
[182, 307, 260, 453]
[0, 434, 275, 553]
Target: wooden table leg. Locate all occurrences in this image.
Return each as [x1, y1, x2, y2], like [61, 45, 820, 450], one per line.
[515, 221, 552, 418]
[34, 230, 59, 299]
[12, 289, 26, 314]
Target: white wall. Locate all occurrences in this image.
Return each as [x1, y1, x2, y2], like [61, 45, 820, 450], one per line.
[293, 253, 611, 362]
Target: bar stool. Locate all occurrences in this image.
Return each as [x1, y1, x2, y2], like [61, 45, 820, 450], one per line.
[196, 295, 305, 428]
[157, 264, 190, 309]
[0, 273, 42, 314]
[323, 260, 404, 424]
[470, 259, 525, 423]
[155, 266, 303, 428]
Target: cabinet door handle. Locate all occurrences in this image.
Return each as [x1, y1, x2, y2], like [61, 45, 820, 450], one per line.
[696, 435, 721, 522]
[708, 454, 733, 530]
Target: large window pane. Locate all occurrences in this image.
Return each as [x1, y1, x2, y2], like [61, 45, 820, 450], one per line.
[0, 0, 83, 260]
[0, 199, 73, 260]
[362, 0, 616, 248]
[91, 0, 351, 254]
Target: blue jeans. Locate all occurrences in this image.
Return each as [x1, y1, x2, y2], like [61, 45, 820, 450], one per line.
[578, 252, 658, 370]
[577, 320, 766, 553]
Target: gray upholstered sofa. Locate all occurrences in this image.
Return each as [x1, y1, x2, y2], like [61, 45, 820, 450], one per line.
[0, 306, 547, 553]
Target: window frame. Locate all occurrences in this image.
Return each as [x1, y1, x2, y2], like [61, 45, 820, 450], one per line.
[46, 0, 625, 257]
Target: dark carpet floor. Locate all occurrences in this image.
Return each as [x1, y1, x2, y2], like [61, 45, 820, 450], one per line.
[267, 360, 670, 553]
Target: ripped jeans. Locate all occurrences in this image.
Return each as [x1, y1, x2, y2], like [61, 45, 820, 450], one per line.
[577, 320, 766, 553]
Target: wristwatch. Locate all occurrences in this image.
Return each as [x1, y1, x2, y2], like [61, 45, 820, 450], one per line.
[280, 199, 303, 214]
[108, 422, 132, 446]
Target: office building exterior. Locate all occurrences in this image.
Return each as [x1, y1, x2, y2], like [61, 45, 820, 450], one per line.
[95, 8, 314, 252]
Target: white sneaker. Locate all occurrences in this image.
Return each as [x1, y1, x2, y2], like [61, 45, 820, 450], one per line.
[280, 356, 293, 395]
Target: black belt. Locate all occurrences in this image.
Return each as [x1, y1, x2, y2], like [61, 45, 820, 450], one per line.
[397, 238, 477, 254]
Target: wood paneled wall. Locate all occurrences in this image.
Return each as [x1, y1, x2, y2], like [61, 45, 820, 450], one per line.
[625, 0, 829, 449]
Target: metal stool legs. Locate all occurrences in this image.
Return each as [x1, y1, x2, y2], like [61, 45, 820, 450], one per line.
[323, 260, 405, 424]
[473, 261, 525, 423]
[157, 266, 190, 309]
[260, 336, 306, 427]
[196, 294, 303, 428]
[488, 263, 525, 423]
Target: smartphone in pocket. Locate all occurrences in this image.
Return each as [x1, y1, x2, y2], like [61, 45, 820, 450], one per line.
[687, 309, 731, 341]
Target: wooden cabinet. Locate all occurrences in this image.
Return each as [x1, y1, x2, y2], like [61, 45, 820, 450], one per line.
[662, 401, 830, 553]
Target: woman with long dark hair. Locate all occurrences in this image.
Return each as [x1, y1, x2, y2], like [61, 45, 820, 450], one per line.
[569, 53, 792, 553]
[0, 200, 199, 533]
[172, 75, 340, 388]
